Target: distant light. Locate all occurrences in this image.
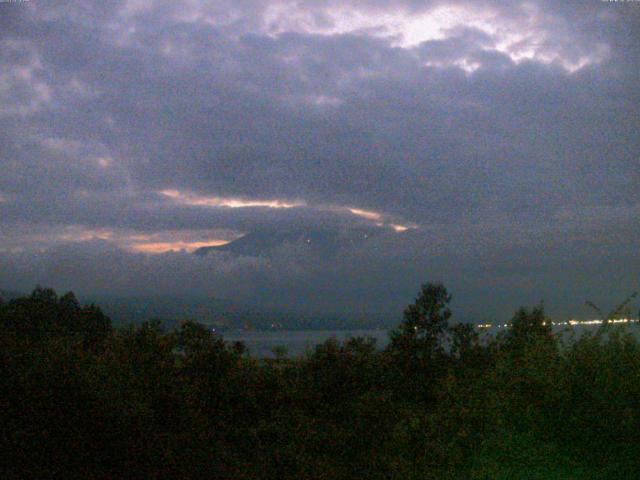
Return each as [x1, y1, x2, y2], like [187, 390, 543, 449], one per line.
[474, 318, 639, 330]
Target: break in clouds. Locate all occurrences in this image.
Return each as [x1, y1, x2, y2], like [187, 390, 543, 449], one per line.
[0, 0, 638, 320]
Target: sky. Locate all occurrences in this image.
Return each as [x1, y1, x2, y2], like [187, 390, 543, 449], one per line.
[1, 0, 639, 322]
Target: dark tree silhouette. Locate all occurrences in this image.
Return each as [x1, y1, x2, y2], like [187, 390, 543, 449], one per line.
[450, 322, 479, 360]
[503, 305, 551, 353]
[3, 285, 640, 479]
[389, 282, 452, 357]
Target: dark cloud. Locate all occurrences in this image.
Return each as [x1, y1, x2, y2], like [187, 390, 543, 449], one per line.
[0, 0, 638, 319]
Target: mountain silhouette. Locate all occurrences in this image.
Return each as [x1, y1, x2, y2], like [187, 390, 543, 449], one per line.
[194, 227, 379, 258]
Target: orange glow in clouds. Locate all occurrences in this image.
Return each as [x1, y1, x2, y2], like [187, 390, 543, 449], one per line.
[347, 208, 382, 221]
[129, 239, 230, 254]
[39, 226, 234, 254]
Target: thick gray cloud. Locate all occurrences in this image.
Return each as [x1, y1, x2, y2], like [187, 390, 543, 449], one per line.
[0, 0, 638, 321]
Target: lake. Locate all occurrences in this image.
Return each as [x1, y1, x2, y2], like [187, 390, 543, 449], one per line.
[222, 323, 640, 358]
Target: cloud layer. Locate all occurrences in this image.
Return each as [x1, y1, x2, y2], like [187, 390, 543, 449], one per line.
[1, 0, 638, 320]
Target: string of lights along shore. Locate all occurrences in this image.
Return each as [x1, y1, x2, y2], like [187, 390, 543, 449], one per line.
[477, 319, 640, 329]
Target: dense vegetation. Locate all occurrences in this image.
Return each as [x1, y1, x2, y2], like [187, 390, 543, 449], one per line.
[2, 285, 640, 479]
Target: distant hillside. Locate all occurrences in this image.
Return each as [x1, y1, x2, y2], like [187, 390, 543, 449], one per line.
[91, 295, 382, 331]
[0, 288, 390, 331]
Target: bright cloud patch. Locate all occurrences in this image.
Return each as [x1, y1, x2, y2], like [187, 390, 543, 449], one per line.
[159, 190, 417, 234]
[262, 2, 607, 72]
[128, 239, 230, 254]
[346, 207, 382, 221]
[114, 1, 608, 74]
[160, 189, 305, 210]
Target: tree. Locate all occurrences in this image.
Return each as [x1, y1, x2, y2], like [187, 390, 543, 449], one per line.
[450, 323, 479, 360]
[271, 344, 289, 360]
[389, 282, 452, 357]
[0, 287, 111, 345]
[386, 283, 452, 406]
[503, 305, 552, 353]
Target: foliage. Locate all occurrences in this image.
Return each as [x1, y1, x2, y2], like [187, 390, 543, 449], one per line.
[2, 285, 640, 478]
[390, 282, 452, 355]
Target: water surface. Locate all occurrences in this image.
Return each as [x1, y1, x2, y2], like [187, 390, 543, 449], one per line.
[222, 324, 640, 358]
